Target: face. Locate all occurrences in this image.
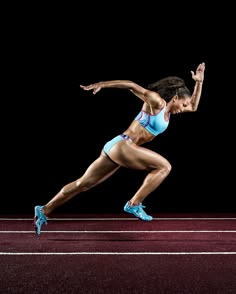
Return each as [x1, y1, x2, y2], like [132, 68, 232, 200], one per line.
[170, 96, 191, 114]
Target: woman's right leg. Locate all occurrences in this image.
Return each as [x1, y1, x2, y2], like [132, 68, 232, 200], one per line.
[43, 151, 120, 216]
[34, 151, 120, 235]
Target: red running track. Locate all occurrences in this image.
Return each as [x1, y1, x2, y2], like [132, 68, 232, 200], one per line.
[0, 213, 236, 294]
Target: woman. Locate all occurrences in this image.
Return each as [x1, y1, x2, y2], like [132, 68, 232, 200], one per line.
[34, 62, 205, 235]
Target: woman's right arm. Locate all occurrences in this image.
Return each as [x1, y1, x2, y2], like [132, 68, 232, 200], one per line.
[80, 80, 163, 108]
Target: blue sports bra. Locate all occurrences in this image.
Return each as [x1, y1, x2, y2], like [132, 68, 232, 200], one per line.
[134, 106, 169, 136]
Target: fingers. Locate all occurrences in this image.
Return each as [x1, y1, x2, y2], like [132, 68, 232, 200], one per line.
[198, 62, 205, 70]
[80, 84, 93, 91]
[80, 84, 99, 95]
[80, 85, 87, 89]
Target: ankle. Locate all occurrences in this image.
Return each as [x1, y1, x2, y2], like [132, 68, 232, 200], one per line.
[42, 206, 49, 217]
[128, 201, 140, 207]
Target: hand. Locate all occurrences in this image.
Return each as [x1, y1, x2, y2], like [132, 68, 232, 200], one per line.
[191, 62, 205, 83]
[80, 82, 102, 94]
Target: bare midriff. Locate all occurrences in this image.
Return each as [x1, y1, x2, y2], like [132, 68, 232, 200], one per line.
[123, 120, 155, 146]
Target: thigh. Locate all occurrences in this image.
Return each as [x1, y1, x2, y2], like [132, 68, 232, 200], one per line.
[109, 141, 169, 171]
[81, 152, 120, 185]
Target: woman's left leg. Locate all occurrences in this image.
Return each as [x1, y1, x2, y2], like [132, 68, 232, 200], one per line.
[108, 141, 172, 220]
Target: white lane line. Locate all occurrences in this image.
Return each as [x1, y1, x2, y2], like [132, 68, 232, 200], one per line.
[0, 252, 236, 255]
[0, 230, 236, 233]
[0, 218, 236, 221]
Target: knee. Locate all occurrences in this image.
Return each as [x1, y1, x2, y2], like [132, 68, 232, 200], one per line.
[60, 179, 87, 195]
[160, 161, 172, 177]
[165, 161, 172, 174]
[75, 178, 92, 192]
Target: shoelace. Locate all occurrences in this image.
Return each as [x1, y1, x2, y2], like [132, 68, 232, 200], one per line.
[137, 204, 149, 217]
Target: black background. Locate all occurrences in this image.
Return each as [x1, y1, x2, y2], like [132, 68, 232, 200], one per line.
[2, 4, 235, 214]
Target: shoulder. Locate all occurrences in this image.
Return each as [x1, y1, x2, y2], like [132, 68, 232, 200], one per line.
[145, 90, 164, 109]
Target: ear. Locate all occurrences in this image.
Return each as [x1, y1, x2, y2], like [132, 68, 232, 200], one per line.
[173, 95, 178, 102]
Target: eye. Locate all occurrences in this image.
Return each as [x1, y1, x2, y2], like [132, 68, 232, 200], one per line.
[183, 103, 188, 107]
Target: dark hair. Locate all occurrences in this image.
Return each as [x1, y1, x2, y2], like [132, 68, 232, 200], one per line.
[147, 76, 191, 102]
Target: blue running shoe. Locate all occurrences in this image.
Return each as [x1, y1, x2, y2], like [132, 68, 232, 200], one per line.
[34, 205, 48, 235]
[124, 201, 153, 221]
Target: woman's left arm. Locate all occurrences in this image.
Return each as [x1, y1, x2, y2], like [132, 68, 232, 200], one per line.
[189, 62, 205, 111]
